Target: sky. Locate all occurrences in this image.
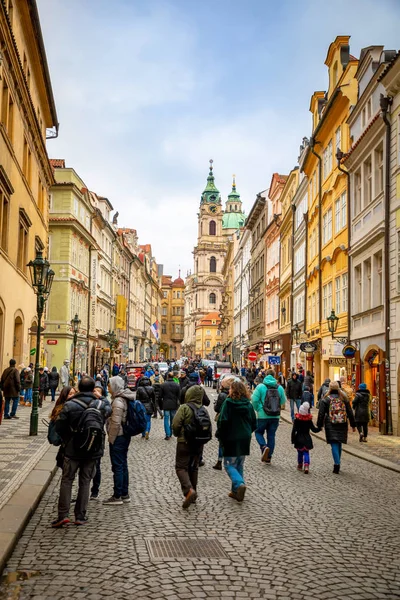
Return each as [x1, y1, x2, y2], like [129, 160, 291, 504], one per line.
[38, 0, 400, 278]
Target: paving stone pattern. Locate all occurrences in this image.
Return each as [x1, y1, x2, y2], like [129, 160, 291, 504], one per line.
[1, 390, 400, 600]
[0, 401, 52, 509]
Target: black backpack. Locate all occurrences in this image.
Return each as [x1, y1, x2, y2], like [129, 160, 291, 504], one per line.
[262, 385, 281, 417]
[72, 399, 105, 455]
[184, 403, 212, 448]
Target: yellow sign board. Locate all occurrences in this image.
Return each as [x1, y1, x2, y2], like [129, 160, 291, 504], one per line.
[116, 295, 127, 330]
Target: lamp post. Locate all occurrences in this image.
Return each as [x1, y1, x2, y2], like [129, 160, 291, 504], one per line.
[169, 344, 172, 360]
[326, 309, 348, 344]
[27, 250, 54, 436]
[71, 313, 81, 383]
[133, 336, 139, 361]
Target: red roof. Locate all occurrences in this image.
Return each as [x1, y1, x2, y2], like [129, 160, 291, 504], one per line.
[49, 159, 65, 169]
[162, 276, 172, 286]
[139, 244, 152, 254]
[173, 277, 185, 286]
[198, 312, 221, 326]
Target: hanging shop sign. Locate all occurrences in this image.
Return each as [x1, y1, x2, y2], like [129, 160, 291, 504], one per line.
[342, 344, 357, 359]
[268, 356, 281, 365]
[299, 342, 318, 354]
[329, 357, 347, 366]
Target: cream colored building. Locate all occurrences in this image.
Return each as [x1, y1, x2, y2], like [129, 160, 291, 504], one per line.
[0, 0, 58, 370]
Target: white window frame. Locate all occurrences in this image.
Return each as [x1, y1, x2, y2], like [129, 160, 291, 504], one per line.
[322, 209, 332, 245]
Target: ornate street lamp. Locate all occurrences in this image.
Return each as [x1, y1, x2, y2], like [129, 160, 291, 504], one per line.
[292, 323, 300, 345]
[326, 309, 348, 344]
[27, 250, 54, 436]
[71, 313, 81, 382]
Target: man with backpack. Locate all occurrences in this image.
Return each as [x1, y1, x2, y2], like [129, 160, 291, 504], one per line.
[251, 369, 286, 464]
[172, 385, 212, 509]
[53, 376, 111, 527]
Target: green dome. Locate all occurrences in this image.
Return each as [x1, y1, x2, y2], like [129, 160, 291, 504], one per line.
[222, 211, 246, 229]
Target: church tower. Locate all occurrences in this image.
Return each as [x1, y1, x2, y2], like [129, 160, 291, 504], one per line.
[222, 175, 246, 233]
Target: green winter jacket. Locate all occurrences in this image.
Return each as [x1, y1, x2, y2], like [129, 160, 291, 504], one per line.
[251, 375, 286, 420]
[217, 396, 257, 457]
[172, 385, 203, 443]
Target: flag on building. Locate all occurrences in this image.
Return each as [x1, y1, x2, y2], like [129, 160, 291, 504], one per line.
[151, 321, 159, 340]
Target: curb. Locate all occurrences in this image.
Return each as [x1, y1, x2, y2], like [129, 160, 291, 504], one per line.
[0, 445, 58, 576]
[280, 410, 400, 474]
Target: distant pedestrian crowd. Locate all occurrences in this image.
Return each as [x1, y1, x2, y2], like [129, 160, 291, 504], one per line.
[0, 357, 373, 524]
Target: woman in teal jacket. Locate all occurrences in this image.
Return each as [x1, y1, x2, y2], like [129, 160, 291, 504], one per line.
[251, 370, 286, 464]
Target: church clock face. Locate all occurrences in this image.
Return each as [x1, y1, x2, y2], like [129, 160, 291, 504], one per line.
[209, 205, 217, 214]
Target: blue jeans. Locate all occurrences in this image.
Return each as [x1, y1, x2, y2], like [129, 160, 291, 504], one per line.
[25, 388, 32, 403]
[218, 444, 223, 460]
[142, 413, 152, 437]
[224, 456, 245, 492]
[330, 442, 342, 465]
[255, 418, 280, 457]
[290, 399, 301, 420]
[297, 449, 310, 465]
[91, 459, 102, 496]
[4, 397, 19, 418]
[50, 388, 56, 402]
[109, 435, 131, 498]
[164, 410, 176, 437]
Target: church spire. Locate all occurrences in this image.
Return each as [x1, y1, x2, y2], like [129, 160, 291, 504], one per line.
[201, 159, 221, 205]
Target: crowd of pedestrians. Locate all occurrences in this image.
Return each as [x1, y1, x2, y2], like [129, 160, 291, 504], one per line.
[0, 355, 374, 522]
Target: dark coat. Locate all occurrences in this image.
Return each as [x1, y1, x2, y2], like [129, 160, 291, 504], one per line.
[217, 397, 257, 457]
[179, 376, 190, 389]
[291, 414, 319, 450]
[301, 390, 313, 405]
[48, 371, 60, 390]
[317, 391, 355, 444]
[286, 377, 303, 400]
[214, 389, 228, 415]
[55, 391, 111, 460]
[0, 367, 21, 397]
[24, 371, 33, 389]
[39, 372, 49, 392]
[352, 389, 371, 423]
[180, 382, 210, 406]
[159, 380, 180, 411]
[303, 374, 314, 391]
[136, 378, 156, 414]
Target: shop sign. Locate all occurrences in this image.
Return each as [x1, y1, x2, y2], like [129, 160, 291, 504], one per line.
[47, 340, 58, 345]
[30, 348, 36, 356]
[342, 344, 357, 359]
[268, 356, 281, 365]
[263, 343, 271, 354]
[299, 341, 318, 354]
[329, 357, 347, 366]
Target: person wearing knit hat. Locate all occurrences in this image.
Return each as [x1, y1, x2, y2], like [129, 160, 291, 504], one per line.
[291, 402, 320, 474]
[317, 381, 356, 474]
[172, 385, 208, 509]
[352, 383, 372, 443]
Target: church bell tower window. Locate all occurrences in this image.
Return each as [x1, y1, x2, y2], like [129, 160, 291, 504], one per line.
[209, 220, 216, 236]
[210, 256, 216, 273]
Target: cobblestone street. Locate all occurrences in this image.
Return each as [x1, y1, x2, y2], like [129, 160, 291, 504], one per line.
[1, 390, 400, 600]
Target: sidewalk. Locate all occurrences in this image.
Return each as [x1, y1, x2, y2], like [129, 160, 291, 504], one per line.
[0, 399, 58, 574]
[283, 401, 400, 472]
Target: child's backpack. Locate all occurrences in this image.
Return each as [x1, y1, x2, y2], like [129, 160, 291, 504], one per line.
[123, 399, 147, 437]
[328, 395, 347, 424]
[72, 399, 105, 455]
[184, 403, 212, 448]
[262, 386, 281, 416]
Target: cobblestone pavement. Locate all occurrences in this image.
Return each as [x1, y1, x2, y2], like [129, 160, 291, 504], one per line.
[1, 389, 400, 600]
[0, 400, 53, 510]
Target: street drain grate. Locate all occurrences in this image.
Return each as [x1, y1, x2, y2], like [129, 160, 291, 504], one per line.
[145, 538, 227, 559]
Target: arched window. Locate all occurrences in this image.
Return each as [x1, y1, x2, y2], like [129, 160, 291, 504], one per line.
[209, 220, 216, 236]
[210, 256, 216, 273]
[209, 293, 216, 304]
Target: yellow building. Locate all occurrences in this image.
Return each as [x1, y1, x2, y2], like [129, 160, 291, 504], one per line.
[303, 36, 358, 387]
[195, 312, 222, 359]
[0, 0, 58, 370]
[160, 275, 184, 360]
[278, 168, 299, 376]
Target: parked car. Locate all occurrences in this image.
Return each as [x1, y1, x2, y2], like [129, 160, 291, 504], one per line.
[126, 362, 146, 390]
[157, 362, 169, 375]
[214, 361, 233, 391]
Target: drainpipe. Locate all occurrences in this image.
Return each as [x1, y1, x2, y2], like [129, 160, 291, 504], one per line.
[380, 94, 393, 435]
[303, 211, 309, 332]
[336, 149, 351, 343]
[290, 204, 296, 364]
[309, 137, 323, 333]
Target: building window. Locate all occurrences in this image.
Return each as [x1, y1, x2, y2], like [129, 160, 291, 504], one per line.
[163, 291, 167, 298]
[162, 324, 167, 334]
[210, 256, 216, 273]
[176, 307, 181, 316]
[206, 340, 211, 348]
[364, 258, 371, 311]
[335, 276, 341, 313]
[335, 126, 341, 151]
[177, 291, 181, 299]
[23, 138, 32, 186]
[374, 144, 384, 197]
[374, 252, 383, 306]
[0, 190, 9, 251]
[176, 325, 181, 334]
[323, 282, 332, 318]
[335, 192, 346, 233]
[209, 292, 216, 304]
[354, 170, 362, 215]
[1, 81, 14, 141]
[322, 208, 332, 245]
[323, 140, 333, 180]
[17, 211, 31, 273]
[206, 329, 211, 335]
[162, 307, 167, 316]
[209, 220, 216, 236]
[363, 157, 372, 207]
[342, 273, 348, 313]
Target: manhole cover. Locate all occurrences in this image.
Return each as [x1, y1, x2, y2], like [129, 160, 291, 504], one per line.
[145, 538, 227, 559]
